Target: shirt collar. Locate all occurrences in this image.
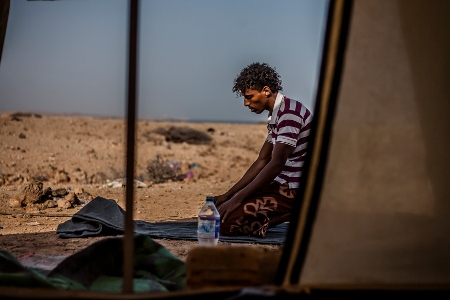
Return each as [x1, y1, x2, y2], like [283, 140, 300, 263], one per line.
[267, 92, 284, 124]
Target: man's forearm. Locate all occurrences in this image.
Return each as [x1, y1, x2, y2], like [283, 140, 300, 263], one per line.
[237, 160, 285, 199]
[237, 143, 294, 199]
[224, 158, 268, 197]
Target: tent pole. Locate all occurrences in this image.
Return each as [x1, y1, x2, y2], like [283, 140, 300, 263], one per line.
[123, 0, 139, 294]
[0, 0, 10, 65]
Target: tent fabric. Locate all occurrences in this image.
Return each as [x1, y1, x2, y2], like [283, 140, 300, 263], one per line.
[0, 234, 186, 292]
[275, 0, 354, 287]
[281, 0, 450, 288]
[57, 196, 289, 245]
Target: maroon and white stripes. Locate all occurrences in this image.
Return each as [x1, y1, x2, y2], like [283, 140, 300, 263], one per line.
[266, 94, 312, 189]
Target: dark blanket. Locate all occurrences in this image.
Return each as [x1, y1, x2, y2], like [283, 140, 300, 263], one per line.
[57, 196, 289, 245]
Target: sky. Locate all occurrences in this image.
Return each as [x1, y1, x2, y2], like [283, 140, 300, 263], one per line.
[0, 0, 329, 123]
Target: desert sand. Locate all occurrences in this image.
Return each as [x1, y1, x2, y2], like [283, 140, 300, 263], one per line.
[0, 112, 280, 262]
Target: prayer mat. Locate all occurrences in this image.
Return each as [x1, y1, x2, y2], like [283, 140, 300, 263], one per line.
[57, 196, 289, 245]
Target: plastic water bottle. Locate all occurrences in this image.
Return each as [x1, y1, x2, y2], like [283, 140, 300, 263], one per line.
[197, 196, 220, 245]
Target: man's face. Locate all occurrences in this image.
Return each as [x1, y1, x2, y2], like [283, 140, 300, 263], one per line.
[243, 88, 270, 114]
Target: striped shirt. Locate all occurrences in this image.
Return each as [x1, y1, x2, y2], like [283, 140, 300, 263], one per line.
[266, 93, 312, 189]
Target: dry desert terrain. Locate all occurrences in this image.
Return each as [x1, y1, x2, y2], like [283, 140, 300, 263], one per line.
[0, 112, 280, 262]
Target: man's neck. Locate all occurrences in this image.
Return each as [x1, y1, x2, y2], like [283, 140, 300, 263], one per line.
[267, 92, 278, 114]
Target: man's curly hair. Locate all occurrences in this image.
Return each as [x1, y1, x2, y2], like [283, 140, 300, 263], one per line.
[232, 62, 283, 97]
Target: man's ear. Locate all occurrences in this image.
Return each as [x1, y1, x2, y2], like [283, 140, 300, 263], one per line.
[262, 86, 272, 97]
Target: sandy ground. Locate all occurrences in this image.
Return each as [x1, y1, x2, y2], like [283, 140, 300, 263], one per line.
[0, 112, 280, 262]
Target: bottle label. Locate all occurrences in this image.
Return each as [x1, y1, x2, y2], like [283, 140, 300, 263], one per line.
[198, 217, 220, 239]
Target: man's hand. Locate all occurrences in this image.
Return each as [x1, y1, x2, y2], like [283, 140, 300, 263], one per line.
[213, 194, 230, 206]
[218, 192, 245, 223]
